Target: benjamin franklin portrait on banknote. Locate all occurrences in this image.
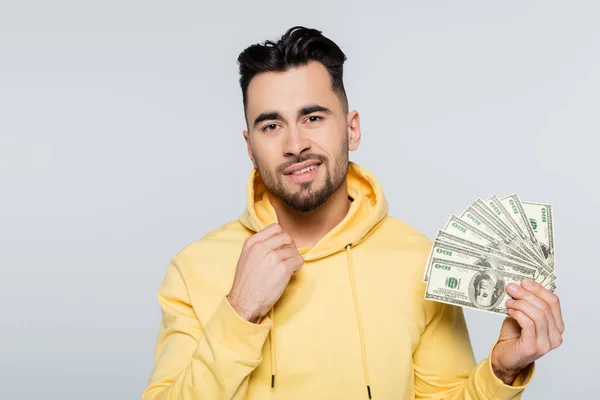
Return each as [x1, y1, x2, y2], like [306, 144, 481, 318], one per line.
[469, 270, 505, 309]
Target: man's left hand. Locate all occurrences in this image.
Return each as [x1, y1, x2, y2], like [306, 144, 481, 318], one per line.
[491, 278, 565, 384]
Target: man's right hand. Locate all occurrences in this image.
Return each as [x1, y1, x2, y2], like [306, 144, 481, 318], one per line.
[227, 223, 304, 324]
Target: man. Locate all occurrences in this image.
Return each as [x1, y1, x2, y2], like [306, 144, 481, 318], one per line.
[141, 26, 564, 399]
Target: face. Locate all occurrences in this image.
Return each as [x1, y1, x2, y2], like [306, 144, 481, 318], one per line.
[243, 61, 360, 213]
[475, 277, 495, 307]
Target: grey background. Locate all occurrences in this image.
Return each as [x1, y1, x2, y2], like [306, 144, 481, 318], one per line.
[1, 1, 598, 398]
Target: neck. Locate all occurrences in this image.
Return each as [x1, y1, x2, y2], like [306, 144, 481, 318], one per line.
[269, 181, 351, 248]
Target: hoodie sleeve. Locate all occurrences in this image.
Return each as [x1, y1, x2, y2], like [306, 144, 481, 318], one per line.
[141, 256, 272, 400]
[412, 301, 535, 399]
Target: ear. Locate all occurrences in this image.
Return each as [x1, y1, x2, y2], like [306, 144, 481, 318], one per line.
[347, 110, 361, 151]
[243, 129, 257, 168]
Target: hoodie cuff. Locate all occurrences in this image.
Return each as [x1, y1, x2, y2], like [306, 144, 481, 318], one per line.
[204, 296, 272, 360]
[474, 343, 535, 399]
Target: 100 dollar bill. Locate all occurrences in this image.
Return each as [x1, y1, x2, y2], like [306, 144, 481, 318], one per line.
[521, 201, 555, 271]
[424, 239, 538, 283]
[500, 194, 546, 263]
[425, 257, 529, 315]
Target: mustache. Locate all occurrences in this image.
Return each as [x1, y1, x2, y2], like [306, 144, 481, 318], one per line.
[277, 154, 328, 174]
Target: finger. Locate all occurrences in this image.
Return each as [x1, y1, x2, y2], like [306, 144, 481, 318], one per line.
[276, 246, 300, 261]
[282, 254, 304, 273]
[505, 299, 551, 354]
[507, 282, 562, 348]
[245, 223, 285, 247]
[506, 309, 536, 349]
[262, 232, 296, 254]
[520, 279, 564, 334]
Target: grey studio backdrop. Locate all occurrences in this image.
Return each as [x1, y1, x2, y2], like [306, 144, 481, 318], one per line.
[0, 1, 598, 399]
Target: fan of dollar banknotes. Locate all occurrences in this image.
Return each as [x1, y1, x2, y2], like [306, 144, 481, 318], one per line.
[423, 194, 555, 316]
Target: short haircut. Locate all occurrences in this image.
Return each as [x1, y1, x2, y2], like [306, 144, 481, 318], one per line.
[237, 26, 349, 122]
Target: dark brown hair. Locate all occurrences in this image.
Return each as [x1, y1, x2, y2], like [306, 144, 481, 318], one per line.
[237, 26, 349, 122]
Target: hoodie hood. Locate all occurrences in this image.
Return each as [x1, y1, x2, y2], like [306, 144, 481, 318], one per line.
[238, 161, 389, 260]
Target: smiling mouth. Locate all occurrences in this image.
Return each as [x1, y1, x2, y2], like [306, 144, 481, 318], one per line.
[287, 164, 320, 175]
[283, 162, 323, 184]
[283, 159, 324, 175]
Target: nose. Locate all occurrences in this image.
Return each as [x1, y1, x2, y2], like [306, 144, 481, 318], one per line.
[283, 126, 311, 157]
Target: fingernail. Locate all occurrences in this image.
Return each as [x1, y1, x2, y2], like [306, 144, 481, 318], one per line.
[522, 279, 533, 288]
[506, 299, 515, 307]
[507, 283, 518, 293]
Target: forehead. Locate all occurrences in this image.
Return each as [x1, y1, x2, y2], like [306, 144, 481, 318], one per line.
[245, 60, 339, 119]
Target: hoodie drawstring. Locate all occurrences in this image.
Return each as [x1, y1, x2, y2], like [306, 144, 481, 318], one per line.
[269, 308, 276, 389]
[267, 244, 372, 399]
[345, 243, 372, 399]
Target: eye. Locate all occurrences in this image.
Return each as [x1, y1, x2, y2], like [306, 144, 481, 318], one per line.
[262, 123, 278, 132]
[307, 115, 322, 123]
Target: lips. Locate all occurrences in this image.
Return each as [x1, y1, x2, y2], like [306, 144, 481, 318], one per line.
[283, 160, 322, 175]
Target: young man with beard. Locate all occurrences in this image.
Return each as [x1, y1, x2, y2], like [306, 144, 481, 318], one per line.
[142, 26, 564, 399]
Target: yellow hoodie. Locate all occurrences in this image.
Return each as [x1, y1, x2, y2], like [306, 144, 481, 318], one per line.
[142, 162, 534, 400]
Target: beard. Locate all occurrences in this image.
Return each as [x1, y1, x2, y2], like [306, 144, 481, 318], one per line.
[253, 136, 349, 213]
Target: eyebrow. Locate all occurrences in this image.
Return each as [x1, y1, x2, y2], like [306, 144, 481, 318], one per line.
[252, 104, 332, 128]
